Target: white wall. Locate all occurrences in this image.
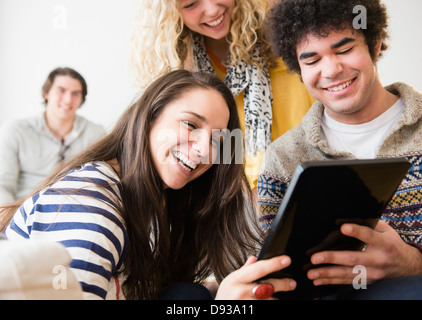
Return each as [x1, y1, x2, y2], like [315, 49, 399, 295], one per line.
[377, 0, 422, 91]
[0, 0, 140, 131]
[0, 0, 421, 131]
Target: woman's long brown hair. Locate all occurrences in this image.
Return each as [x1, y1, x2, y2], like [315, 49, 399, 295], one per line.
[0, 70, 262, 299]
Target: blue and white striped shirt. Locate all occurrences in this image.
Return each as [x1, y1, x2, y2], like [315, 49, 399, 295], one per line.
[5, 161, 128, 299]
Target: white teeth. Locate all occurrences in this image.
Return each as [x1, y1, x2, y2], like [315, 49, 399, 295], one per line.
[206, 15, 224, 27]
[327, 80, 353, 92]
[173, 151, 198, 172]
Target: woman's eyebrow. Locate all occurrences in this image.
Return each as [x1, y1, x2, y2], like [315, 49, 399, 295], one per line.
[181, 111, 207, 123]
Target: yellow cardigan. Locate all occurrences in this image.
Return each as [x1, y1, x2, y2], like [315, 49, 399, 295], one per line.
[209, 54, 315, 188]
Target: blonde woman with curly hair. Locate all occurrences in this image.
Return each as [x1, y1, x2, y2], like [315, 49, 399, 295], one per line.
[131, 0, 314, 192]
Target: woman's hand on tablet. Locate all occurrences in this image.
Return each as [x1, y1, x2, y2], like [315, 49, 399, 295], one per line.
[215, 255, 296, 300]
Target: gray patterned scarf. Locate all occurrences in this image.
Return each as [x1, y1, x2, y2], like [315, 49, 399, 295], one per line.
[192, 35, 273, 156]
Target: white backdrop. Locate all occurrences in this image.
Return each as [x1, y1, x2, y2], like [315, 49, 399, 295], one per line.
[0, 0, 421, 131]
[377, 0, 422, 92]
[0, 0, 140, 131]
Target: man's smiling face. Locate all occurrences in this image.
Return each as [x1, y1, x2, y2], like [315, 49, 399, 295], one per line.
[297, 28, 383, 124]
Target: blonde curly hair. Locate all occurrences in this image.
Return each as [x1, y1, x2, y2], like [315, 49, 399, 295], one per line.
[131, 0, 276, 88]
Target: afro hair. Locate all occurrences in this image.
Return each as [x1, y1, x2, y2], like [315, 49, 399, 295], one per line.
[266, 0, 389, 74]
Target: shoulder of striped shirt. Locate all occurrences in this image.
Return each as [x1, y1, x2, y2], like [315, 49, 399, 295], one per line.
[7, 160, 129, 299]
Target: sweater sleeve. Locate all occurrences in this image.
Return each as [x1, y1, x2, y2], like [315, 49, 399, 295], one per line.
[256, 127, 309, 233]
[257, 142, 292, 232]
[257, 170, 288, 232]
[5, 163, 128, 300]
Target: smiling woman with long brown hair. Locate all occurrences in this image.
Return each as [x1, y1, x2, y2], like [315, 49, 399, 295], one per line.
[0, 70, 295, 300]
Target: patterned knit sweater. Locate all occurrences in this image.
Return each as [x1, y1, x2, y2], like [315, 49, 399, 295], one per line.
[258, 82, 422, 251]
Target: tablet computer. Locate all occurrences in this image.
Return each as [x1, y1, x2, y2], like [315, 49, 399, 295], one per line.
[257, 158, 411, 299]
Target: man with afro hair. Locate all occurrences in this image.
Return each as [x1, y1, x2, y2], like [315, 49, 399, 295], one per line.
[258, 0, 422, 299]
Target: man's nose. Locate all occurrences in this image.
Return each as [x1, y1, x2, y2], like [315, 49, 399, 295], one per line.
[321, 56, 344, 79]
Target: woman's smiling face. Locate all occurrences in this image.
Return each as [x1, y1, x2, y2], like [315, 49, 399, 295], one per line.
[177, 0, 236, 41]
[149, 87, 230, 190]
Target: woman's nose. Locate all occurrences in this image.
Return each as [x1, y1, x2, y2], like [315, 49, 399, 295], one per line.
[202, 0, 219, 17]
[190, 129, 211, 158]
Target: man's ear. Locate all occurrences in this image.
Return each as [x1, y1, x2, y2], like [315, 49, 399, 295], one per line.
[374, 40, 382, 58]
